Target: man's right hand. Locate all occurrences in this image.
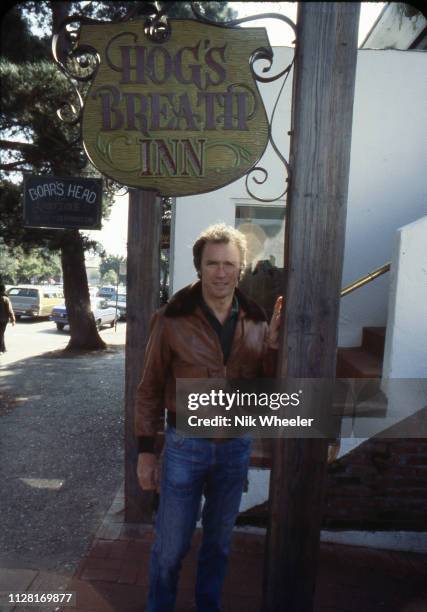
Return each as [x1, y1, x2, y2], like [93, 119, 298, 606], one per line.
[137, 453, 159, 491]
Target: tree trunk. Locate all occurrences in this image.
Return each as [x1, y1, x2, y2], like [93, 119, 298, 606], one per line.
[51, 2, 106, 352]
[61, 230, 106, 351]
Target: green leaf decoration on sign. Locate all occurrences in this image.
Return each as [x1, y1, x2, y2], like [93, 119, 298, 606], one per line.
[205, 141, 253, 172]
[95, 133, 109, 161]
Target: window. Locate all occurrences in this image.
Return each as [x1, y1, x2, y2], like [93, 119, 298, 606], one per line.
[235, 204, 286, 318]
[235, 204, 286, 269]
[8, 288, 39, 297]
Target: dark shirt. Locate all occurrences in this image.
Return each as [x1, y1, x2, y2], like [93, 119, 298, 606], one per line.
[163, 295, 239, 438]
[199, 295, 239, 365]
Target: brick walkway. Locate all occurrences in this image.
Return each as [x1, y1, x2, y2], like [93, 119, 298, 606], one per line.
[56, 486, 427, 612]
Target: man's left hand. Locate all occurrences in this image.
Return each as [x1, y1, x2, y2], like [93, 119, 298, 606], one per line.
[267, 296, 283, 349]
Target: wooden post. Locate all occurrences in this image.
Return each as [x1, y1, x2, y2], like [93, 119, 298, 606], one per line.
[125, 189, 161, 523]
[262, 3, 360, 611]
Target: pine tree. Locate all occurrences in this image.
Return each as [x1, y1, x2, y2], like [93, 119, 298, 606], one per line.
[1, 3, 109, 349]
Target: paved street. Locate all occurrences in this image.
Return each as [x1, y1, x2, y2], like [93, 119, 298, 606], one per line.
[0, 318, 126, 366]
[0, 320, 126, 590]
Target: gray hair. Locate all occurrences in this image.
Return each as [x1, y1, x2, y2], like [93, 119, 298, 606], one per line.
[193, 223, 247, 277]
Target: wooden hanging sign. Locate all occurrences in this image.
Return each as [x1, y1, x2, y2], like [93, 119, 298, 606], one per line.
[79, 20, 270, 196]
[23, 175, 102, 229]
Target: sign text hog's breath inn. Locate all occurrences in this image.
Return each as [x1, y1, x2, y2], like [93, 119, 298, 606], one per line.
[80, 20, 270, 196]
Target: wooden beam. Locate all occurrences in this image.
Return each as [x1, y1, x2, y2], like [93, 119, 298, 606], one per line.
[262, 3, 360, 611]
[125, 189, 161, 523]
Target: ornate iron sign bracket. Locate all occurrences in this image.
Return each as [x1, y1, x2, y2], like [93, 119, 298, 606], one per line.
[52, 2, 296, 202]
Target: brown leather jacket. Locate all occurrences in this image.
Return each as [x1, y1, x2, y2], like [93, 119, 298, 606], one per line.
[135, 281, 276, 452]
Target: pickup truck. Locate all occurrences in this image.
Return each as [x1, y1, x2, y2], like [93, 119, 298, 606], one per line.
[7, 285, 64, 319]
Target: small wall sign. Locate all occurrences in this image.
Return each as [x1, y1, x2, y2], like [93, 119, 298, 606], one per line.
[23, 176, 102, 229]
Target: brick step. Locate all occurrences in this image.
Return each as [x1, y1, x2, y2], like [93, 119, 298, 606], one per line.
[362, 326, 386, 358]
[250, 324, 386, 468]
[336, 347, 383, 378]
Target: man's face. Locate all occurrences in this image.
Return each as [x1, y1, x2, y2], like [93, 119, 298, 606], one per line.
[200, 241, 241, 301]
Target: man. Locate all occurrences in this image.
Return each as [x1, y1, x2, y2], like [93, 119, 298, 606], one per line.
[0, 283, 15, 353]
[135, 224, 281, 611]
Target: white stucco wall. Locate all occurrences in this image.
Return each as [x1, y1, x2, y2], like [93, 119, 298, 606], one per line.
[382, 216, 427, 378]
[339, 49, 427, 346]
[171, 48, 427, 347]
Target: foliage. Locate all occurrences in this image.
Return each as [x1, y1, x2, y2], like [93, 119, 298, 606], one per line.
[0, 5, 110, 257]
[0, 238, 61, 284]
[0, 59, 82, 174]
[0, 3, 50, 61]
[101, 269, 118, 286]
[11, 1, 237, 42]
[64, 1, 236, 22]
[99, 254, 126, 284]
[21, 250, 61, 284]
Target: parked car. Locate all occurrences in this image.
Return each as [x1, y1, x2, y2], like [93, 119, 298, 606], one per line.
[50, 298, 118, 331]
[7, 285, 64, 319]
[107, 293, 127, 320]
[97, 286, 117, 299]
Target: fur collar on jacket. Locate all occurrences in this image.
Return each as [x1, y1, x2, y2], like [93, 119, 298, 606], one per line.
[164, 281, 267, 322]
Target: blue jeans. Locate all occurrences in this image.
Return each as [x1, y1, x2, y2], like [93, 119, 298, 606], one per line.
[146, 426, 252, 612]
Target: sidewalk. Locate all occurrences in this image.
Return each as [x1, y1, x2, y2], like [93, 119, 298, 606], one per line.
[57, 484, 427, 612]
[1, 330, 426, 612]
[0, 325, 126, 612]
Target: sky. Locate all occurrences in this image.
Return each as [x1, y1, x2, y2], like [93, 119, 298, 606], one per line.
[84, 1, 386, 258]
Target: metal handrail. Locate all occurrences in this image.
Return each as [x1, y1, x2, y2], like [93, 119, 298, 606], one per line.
[340, 263, 390, 298]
